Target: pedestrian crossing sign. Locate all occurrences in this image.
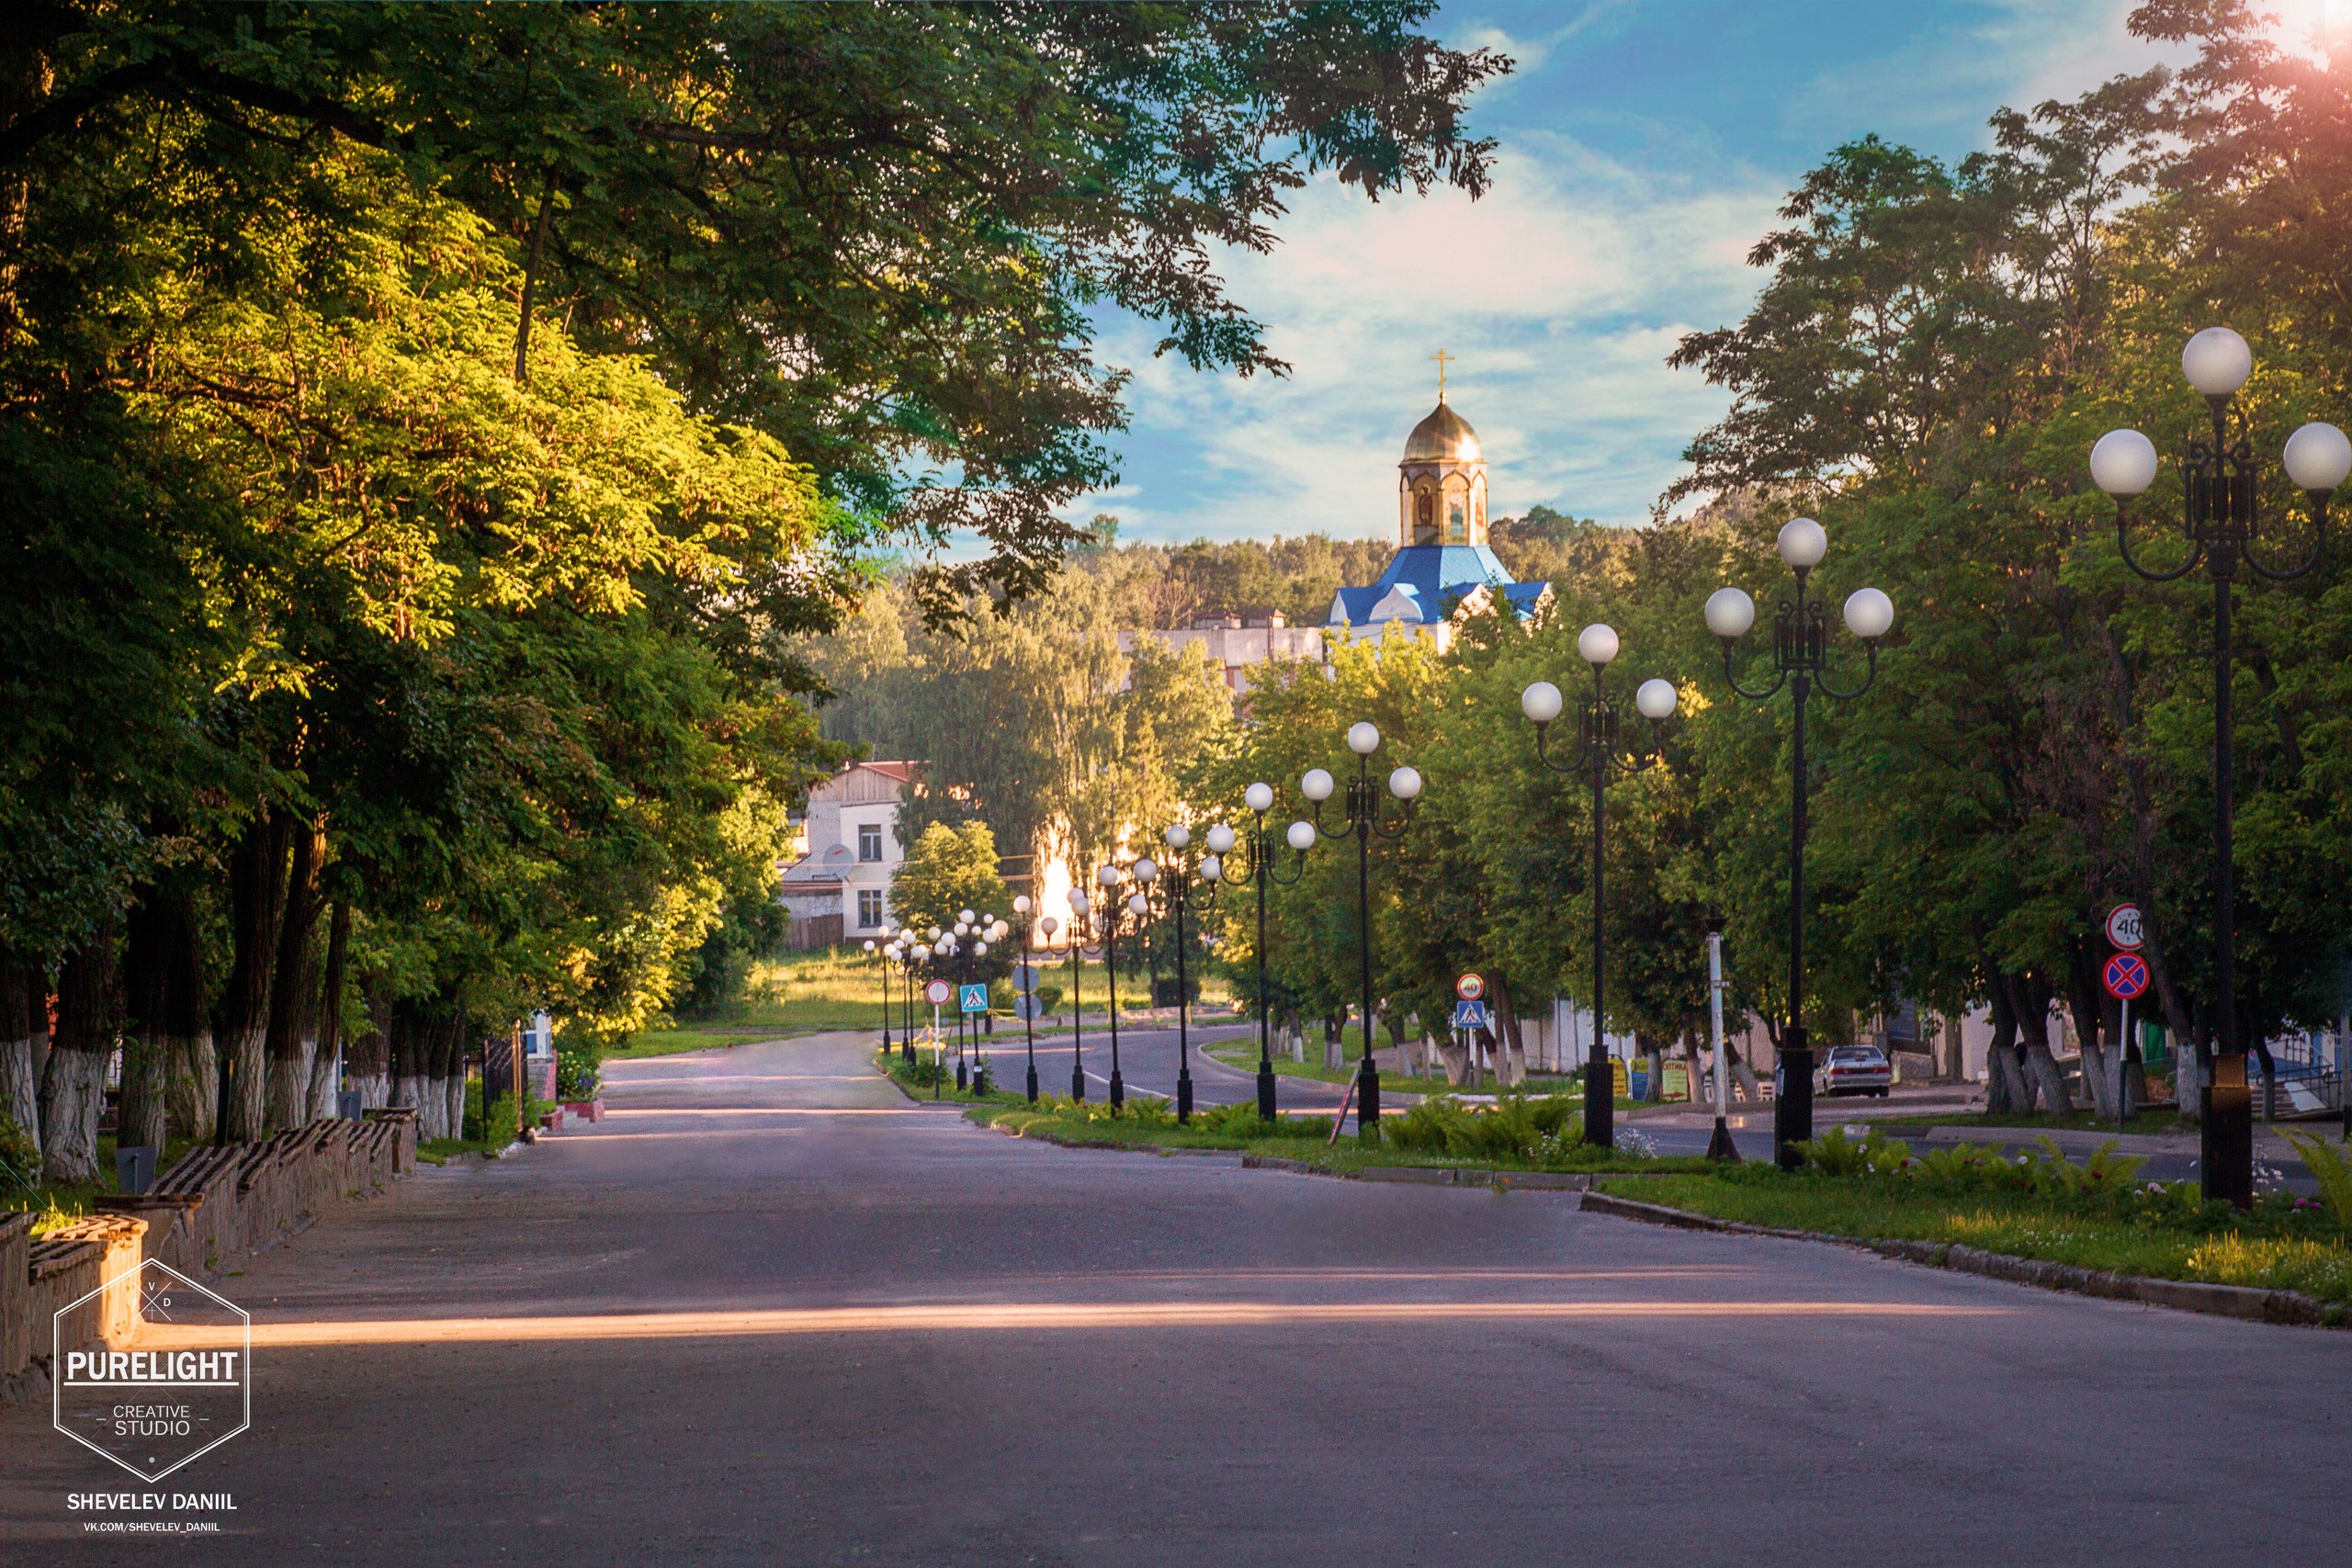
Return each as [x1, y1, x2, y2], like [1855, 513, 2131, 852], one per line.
[1452, 998, 1490, 1031]
[959, 984, 990, 1015]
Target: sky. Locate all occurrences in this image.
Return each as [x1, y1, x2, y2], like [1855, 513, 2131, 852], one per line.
[1080, 0, 2195, 546]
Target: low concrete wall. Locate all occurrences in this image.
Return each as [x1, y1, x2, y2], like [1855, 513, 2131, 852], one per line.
[1, 1111, 417, 1403]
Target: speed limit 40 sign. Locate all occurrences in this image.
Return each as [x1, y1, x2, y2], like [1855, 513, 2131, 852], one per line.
[2104, 904, 2143, 951]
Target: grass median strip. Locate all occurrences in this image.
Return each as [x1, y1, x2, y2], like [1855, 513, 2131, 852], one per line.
[1589, 1127, 2352, 1312]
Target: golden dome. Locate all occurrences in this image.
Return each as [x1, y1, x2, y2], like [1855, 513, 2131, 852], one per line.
[1402, 401, 1482, 465]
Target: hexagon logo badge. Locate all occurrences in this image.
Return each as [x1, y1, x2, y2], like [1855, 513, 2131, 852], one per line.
[53, 1258, 251, 1482]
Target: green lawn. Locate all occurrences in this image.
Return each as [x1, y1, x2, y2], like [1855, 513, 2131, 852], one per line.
[651, 945, 1222, 1046]
[1597, 1169, 2352, 1305]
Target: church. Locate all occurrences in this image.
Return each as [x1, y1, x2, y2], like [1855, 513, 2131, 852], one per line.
[1323, 388, 1550, 642]
[1130, 378, 1552, 694]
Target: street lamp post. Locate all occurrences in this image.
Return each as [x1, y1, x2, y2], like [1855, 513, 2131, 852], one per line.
[1703, 518, 1894, 1169]
[1520, 623, 1679, 1156]
[1208, 785, 1315, 1121]
[2092, 327, 2347, 1208]
[1146, 827, 1222, 1124]
[1091, 863, 1141, 1111]
[1013, 896, 1047, 1104]
[863, 939, 889, 1055]
[1303, 722, 1422, 1139]
[1065, 890, 1093, 1101]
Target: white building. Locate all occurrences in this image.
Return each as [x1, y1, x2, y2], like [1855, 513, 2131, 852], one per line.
[777, 761, 915, 948]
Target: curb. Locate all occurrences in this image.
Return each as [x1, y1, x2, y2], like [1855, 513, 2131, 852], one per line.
[1575, 1190, 2341, 1328]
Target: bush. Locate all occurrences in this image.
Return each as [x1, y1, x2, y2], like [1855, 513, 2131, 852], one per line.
[556, 1046, 602, 1100]
[1035, 982, 1065, 1016]
[1379, 1092, 1582, 1162]
[0, 1115, 40, 1191]
[2285, 1133, 2352, 1227]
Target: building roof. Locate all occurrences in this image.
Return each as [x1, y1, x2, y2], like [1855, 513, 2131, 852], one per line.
[1328, 543, 1543, 629]
[1401, 401, 1482, 465]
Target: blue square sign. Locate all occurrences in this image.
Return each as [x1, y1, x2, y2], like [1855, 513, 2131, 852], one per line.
[960, 984, 990, 1015]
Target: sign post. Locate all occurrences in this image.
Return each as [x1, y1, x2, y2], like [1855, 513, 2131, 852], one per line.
[2102, 950, 2151, 1127]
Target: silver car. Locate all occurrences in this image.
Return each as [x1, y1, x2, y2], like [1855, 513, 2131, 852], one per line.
[1816, 1044, 1893, 1099]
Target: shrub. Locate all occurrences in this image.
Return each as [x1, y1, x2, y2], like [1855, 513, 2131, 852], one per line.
[1798, 1125, 1909, 1177]
[556, 1046, 602, 1100]
[2284, 1133, 2352, 1227]
[1378, 1093, 1582, 1162]
[1035, 982, 1065, 1016]
[0, 1115, 40, 1191]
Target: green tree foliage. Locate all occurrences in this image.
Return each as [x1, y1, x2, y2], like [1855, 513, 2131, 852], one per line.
[889, 824, 1015, 978]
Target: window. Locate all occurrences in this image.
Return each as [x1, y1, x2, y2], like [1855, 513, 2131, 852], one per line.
[856, 823, 884, 863]
[1448, 502, 1465, 541]
[856, 889, 886, 929]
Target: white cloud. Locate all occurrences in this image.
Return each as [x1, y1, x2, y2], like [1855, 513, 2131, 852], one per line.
[1079, 132, 1780, 541]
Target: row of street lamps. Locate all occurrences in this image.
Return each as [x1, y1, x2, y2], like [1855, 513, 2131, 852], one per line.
[857, 327, 2341, 1198]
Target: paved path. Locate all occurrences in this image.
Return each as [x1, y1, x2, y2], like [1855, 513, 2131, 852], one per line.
[8, 1030, 2348, 1564]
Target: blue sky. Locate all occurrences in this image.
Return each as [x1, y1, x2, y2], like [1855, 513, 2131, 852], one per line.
[1080, 0, 2193, 545]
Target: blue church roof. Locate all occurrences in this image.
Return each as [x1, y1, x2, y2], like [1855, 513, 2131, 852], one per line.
[1327, 543, 1546, 630]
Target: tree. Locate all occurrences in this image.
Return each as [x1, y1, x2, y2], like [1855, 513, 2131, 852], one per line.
[890, 823, 1016, 967]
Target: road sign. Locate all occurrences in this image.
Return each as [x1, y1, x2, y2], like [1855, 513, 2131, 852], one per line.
[2104, 903, 2144, 951]
[1014, 994, 1046, 1021]
[1455, 973, 1485, 1002]
[959, 983, 990, 1015]
[2102, 952, 2150, 1001]
[1012, 963, 1041, 995]
[924, 978, 953, 1008]
[1452, 998, 1490, 1031]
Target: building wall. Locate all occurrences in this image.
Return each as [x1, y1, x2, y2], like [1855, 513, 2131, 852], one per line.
[780, 763, 911, 945]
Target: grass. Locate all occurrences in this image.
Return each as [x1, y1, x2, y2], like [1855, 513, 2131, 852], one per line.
[1596, 1168, 2352, 1305]
[1202, 1039, 1466, 1099]
[6, 1131, 207, 1231]
[880, 1050, 1714, 1178]
[637, 945, 1223, 1049]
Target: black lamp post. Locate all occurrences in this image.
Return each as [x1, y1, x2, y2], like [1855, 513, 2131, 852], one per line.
[1084, 861, 1148, 1111]
[2092, 326, 2347, 1208]
[863, 939, 889, 1055]
[1143, 827, 1221, 1125]
[1063, 893, 1093, 1102]
[1519, 622, 1679, 1156]
[1303, 722, 1421, 1139]
[1703, 518, 1893, 1169]
[1208, 786, 1314, 1121]
[1013, 895, 1050, 1104]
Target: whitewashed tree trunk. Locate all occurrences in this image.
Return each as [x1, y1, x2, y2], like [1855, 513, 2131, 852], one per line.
[169, 1032, 216, 1143]
[445, 1074, 466, 1141]
[1, 1033, 40, 1145]
[266, 1039, 315, 1131]
[1434, 1034, 1469, 1085]
[306, 1041, 339, 1122]
[40, 1046, 107, 1183]
[2079, 1041, 2116, 1120]
[351, 1068, 390, 1111]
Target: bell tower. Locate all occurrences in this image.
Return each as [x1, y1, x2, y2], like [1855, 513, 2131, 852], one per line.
[1396, 358, 1487, 549]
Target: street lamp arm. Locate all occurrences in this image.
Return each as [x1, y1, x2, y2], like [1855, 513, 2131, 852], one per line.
[2240, 495, 2328, 582]
[1529, 721, 1589, 778]
[1718, 637, 1788, 702]
[1813, 639, 1880, 703]
[2115, 504, 2206, 584]
[1369, 798, 1415, 842]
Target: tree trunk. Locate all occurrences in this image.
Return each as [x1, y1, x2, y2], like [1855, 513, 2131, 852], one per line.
[1322, 1016, 1344, 1072]
[1984, 980, 2028, 1114]
[0, 958, 41, 1146]
[2067, 945, 2115, 1121]
[2018, 978, 2072, 1114]
[1638, 1032, 1664, 1103]
[307, 899, 352, 1120]
[346, 980, 390, 1110]
[219, 808, 290, 1142]
[40, 916, 121, 1184]
[265, 818, 325, 1129]
[390, 1000, 426, 1122]
[1724, 1038, 1760, 1102]
[119, 887, 187, 1155]
[1489, 973, 1528, 1087]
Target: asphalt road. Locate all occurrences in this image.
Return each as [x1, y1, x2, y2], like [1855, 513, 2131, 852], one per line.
[8, 1029, 2348, 1565]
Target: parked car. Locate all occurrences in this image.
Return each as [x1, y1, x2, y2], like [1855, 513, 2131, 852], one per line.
[1816, 1044, 1893, 1099]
